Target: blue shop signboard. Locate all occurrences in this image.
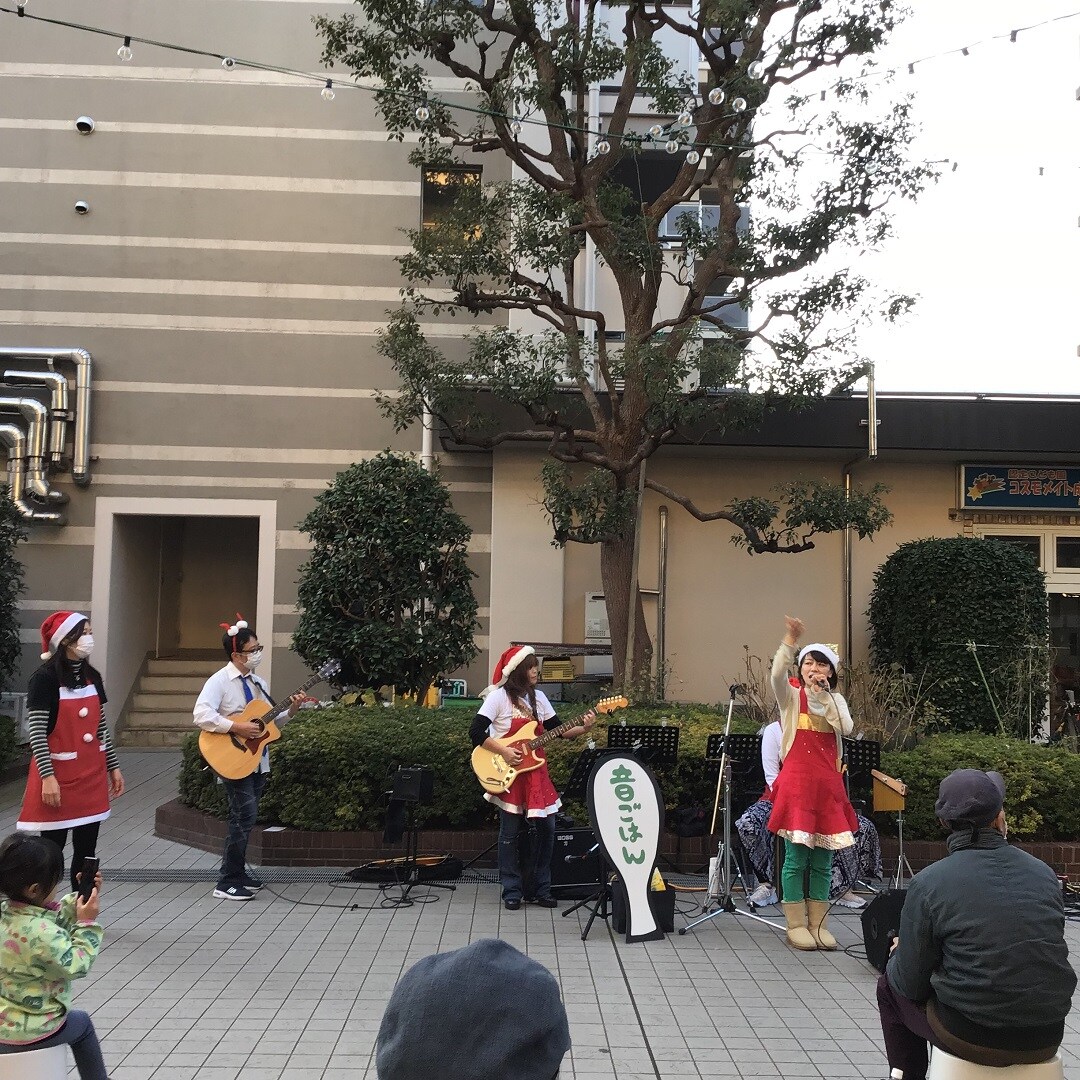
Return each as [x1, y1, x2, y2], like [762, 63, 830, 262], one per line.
[961, 465, 1080, 511]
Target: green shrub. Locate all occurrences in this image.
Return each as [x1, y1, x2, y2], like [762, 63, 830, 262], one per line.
[0, 715, 17, 775]
[177, 702, 758, 830]
[881, 732, 1080, 841]
[869, 537, 1049, 735]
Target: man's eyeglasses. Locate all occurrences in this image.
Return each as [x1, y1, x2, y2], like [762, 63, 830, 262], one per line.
[240, 647, 262, 656]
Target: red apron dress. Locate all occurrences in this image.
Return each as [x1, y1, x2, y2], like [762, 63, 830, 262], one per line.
[17, 685, 111, 831]
[768, 688, 856, 850]
[484, 710, 562, 818]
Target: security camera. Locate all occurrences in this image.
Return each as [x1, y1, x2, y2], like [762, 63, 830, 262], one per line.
[75, 116, 95, 135]
[221, 56, 236, 69]
[74, 200, 90, 215]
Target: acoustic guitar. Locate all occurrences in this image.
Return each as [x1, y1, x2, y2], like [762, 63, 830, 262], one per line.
[198, 659, 341, 780]
[471, 695, 628, 794]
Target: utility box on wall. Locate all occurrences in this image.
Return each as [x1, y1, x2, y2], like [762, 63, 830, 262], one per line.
[584, 591, 613, 676]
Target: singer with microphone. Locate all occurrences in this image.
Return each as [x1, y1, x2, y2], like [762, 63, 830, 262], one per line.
[767, 616, 857, 952]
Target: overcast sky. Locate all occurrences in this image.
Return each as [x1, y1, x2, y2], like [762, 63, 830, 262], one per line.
[837, 1, 1079, 394]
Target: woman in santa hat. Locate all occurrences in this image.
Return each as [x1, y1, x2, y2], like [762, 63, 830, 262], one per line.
[469, 645, 595, 910]
[16, 612, 124, 891]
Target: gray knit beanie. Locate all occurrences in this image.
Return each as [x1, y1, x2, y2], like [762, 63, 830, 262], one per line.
[376, 938, 571, 1080]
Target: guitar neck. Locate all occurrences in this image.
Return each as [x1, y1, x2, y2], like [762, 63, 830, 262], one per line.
[529, 711, 589, 750]
[258, 671, 322, 726]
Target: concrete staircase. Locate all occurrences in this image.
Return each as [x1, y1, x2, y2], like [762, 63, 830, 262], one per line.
[118, 656, 220, 748]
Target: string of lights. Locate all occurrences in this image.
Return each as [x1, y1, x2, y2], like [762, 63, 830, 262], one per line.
[1, 0, 1075, 174]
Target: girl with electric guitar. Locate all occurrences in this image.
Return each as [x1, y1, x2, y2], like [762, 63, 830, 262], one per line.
[469, 646, 595, 911]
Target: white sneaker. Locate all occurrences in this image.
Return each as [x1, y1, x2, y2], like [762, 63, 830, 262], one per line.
[835, 890, 867, 909]
[748, 882, 778, 907]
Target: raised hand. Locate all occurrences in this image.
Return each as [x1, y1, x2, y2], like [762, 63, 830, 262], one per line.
[783, 615, 805, 646]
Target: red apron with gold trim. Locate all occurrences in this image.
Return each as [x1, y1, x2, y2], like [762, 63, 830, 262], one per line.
[17, 685, 111, 831]
[483, 712, 562, 818]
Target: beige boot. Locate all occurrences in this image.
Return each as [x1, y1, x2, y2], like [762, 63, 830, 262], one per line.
[806, 899, 838, 950]
[782, 902, 817, 950]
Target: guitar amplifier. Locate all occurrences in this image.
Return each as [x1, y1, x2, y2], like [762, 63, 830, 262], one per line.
[550, 828, 602, 897]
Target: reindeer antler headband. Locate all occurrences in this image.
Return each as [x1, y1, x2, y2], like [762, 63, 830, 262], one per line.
[219, 613, 248, 638]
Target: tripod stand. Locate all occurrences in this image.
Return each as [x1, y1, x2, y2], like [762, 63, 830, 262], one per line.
[679, 687, 783, 937]
[891, 808, 915, 889]
[560, 844, 612, 941]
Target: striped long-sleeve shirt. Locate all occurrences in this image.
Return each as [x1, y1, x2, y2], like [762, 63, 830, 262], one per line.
[25, 661, 120, 780]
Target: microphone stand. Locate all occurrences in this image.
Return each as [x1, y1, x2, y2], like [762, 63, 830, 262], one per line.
[679, 684, 784, 937]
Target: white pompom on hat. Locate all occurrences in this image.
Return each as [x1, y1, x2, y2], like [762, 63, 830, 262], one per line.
[481, 645, 535, 698]
[39, 611, 87, 661]
[797, 642, 840, 672]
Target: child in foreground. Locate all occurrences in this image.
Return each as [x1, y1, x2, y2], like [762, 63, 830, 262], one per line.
[0, 833, 109, 1079]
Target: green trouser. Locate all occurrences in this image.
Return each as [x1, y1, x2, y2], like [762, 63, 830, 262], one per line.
[781, 839, 832, 901]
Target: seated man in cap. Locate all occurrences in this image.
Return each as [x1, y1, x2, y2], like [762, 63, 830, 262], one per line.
[375, 938, 570, 1080]
[878, 768, 1076, 1079]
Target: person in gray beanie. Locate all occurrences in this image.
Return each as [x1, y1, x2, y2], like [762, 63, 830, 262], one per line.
[376, 938, 571, 1080]
[877, 768, 1075, 1080]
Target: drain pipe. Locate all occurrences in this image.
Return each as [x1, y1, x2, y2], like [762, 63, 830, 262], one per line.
[0, 397, 68, 505]
[656, 505, 668, 699]
[0, 422, 65, 524]
[843, 366, 879, 663]
[2, 370, 70, 466]
[0, 348, 92, 486]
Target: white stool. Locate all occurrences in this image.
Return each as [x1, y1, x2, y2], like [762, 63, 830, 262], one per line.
[0, 1044, 68, 1080]
[928, 1047, 1064, 1080]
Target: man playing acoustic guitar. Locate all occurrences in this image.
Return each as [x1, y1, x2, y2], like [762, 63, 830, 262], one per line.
[469, 645, 595, 911]
[193, 617, 304, 901]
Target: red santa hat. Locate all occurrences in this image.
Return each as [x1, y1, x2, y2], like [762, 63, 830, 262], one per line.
[40, 611, 88, 661]
[481, 645, 535, 698]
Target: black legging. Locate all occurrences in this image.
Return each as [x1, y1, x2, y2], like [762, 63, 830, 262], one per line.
[41, 821, 100, 893]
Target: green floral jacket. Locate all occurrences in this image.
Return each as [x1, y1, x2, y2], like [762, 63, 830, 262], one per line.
[0, 894, 103, 1044]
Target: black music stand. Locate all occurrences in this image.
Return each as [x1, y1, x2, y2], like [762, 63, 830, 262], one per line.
[702, 733, 763, 888]
[559, 747, 627, 940]
[843, 737, 882, 894]
[680, 695, 783, 937]
[606, 723, 680, 765]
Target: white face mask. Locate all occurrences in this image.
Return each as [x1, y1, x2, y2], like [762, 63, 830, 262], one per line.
[72, 634, 94, 659]
[242, 648, 263, 671]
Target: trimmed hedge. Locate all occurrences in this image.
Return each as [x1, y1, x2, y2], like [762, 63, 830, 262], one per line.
[176, 708, 1080, 842]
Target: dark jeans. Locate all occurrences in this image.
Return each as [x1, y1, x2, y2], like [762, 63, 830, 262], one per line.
[0, 1009, 107, 1080]
[497, 810, 555, 902]
[41, 821, 100, 894]
[218, 772, 268, 889]
[877, 973, 941, 1080]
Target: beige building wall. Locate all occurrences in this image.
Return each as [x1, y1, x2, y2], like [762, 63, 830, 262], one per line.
[1, 0, 500, 705]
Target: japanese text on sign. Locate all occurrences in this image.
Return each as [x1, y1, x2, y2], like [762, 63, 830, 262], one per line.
[610, 763, 647, 865]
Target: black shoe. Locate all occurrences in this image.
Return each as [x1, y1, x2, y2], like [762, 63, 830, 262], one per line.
[504, 898, 522, 910]
[528, 896, 558, 909]
[242, 875, 264, 891]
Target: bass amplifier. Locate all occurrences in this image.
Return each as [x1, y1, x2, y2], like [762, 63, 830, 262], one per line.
[550, 828, 602, 897]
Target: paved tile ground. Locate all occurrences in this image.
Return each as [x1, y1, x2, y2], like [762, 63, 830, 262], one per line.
[1, 751, 1077, 1079]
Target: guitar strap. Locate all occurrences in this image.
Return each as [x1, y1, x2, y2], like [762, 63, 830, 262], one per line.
[241, 675, 277, 708]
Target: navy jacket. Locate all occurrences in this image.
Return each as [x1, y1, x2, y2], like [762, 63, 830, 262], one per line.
[887, 827, 1075, 1049]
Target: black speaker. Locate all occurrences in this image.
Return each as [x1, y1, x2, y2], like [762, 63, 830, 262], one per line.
[861, 889, 907, 973]
[392, 765, 434, 805]
[550, 828, 602, 897]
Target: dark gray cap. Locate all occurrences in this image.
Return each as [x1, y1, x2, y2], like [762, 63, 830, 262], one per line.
[376, 938, 570, 1080]
[934, 769, 1006, 827]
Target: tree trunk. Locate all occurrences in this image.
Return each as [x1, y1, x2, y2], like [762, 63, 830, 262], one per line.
[600, 531, 652, 692]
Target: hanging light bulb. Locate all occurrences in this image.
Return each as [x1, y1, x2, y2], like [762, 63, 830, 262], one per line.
[595, 138, 610, 155]
[648, 123, 664, 138]
[321, 79, 335, 101]
[415, 104, 430, 122]
[16, 1, 28, 14]
[117, 36, 133, 62]
[510, 118, 522, 135]
[708, 87, 725, 105]
[665, 139, 679, 155]
[747, 60, 765, 79]
[686, 149, 701, 165]
[221, 57, 236, 70]
[677, 110, 693, 127]
[732, 96, 748, 112]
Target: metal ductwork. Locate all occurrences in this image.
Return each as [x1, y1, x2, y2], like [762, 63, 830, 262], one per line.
[2, 369, 70, 466]
[0, 347, 92, 487]
[0, 422, 65, 525]
[0, 397, 68, 506]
